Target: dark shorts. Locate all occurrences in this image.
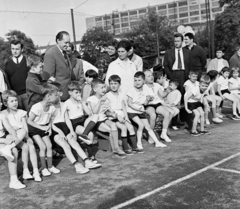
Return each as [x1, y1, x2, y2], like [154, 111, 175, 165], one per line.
[188, 102, 204, 111]
[71, 116, 87, 131]
[28, 124, 49, 138]
[52, 122, 70, 137]
[128, 112, 148, 120]
[145, 103, 162, 110]
[216, 89, 231, 96]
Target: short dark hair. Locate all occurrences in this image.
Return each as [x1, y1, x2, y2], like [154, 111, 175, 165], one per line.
[216, 47, 225, 53]
[200, 75, 211, 84]
[51, 82, 62, 91]
[207, 70, 219, 81]
[69, 42, 74, 51]
[189, 70, 198, 76]
[56, 31, 69, 43]
[91, 78, 104, 89]
[109, 74, 121, 84]
[235, 45, 240, 52]
[134, 71, 145, 79]
[27, 54, 42, 68]
[153, 71, 165, 82]
[117, 40, 132, 52]
[10, 39, 23, 49]
[85, 69, 98, 79]
[68, 81, 80, 91]
[169, 80, 179, 87]
[42, 83, 58, 97]
[185, 32, 194, 41]
[108, 40, 118, 49]
[231, 67, 240, 73]
[174, 33, 183, 41]
[221, 67, 230, 74]
[72, 50, 81, 59]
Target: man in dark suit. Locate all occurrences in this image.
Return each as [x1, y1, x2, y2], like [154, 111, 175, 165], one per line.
[43, 31, 75, 101]
[164, 33, 191, 94]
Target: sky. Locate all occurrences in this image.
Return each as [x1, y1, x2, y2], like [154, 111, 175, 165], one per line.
[1, 0, 170, 46]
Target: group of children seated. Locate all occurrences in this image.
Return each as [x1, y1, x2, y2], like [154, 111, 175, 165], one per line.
[1, 53, 240, 190]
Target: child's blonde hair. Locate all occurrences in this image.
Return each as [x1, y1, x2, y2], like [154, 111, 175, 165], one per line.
[231, 67, 239, 74]
[2, 90, 17, 106]
[200, 75, 211, 85]
[27, 54, 42, 68]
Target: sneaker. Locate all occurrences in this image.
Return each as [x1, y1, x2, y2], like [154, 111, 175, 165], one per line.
[205, 119, 210, 125]
[155, 142, 167, 148]
[9, 180, 26, 190]
[217, 113, 223, 118]
[137, 144, 143, 150]
[23, 170, 33, 180]
[33, 173, 42, 182]
[0, 145, 14, 161]
[200, 130, 210, 135]
[75, 163, 90, 174]
[113, 148, 127, 158]
[41, 168, 51, 176]
[133, 148, 144, 154]
[212, 117, 223, 123]
[49, 166, 61, 174]
[78, 134, 92, 145]
[85, 160, 102, 169]
[90, 159, 98, 164]
[172, 126, 179, 130]
[190, 132, 201, 136]
[124, 149, 134, 155]
[160, 134, 172, 143]
[232, 115, 240, 120]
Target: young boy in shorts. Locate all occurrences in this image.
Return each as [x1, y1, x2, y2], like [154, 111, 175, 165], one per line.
[127, 71, 167, 150]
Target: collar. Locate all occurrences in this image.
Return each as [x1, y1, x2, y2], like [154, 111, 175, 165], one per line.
[128, 53, 134, 60]
[56, 45, 64, 55]
[12, 54, 23, 61]
[115, 57, 133, 64]
[175, 47, 182, 51]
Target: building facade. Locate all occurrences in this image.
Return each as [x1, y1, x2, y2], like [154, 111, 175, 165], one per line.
[86, 0, 225, 35]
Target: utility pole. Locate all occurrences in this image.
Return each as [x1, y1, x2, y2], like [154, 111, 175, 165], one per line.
[156, 15, 160, 61]
[112, 11, 115, 35]
[70, 9, 77, 49]
[205, 0, 211, 58]
[105, 14, 108, 33]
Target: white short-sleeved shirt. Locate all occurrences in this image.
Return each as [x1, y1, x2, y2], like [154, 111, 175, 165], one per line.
[185, 87, 202, 103]
[52, 103, 67, 124]
[229, 77, 240, 94]
[217, 76, 229, 90]
[64, 99, 84, 120]
[184, 80, 199, 92]
[127, 87, 148, 114]
[2, 109, 26, 130]
[87, 95, 109, 121]
[0, 114, 6, 137]
[105, 91, 125, 117]
[166, 89, 182, 105]
[30, 102, 56, 125]
[144, 83, 164, 105]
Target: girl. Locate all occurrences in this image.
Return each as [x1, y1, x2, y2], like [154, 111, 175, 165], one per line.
[229, 67, 240, 101]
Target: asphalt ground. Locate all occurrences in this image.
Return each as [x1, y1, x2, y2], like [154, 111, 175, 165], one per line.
[1, 108, 240, 209]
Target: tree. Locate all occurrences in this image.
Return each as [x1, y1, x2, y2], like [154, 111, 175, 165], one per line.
[214, 3, 240, 59]
[219, 0, 239, 7]
[80, 27, 114, 64]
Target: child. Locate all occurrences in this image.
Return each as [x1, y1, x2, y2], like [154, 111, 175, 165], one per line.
[229, 67, 240, 101]
[82, 69, 98, 101]
[27, 83, 60, 176]
[127, 71, 167, 149]
[64, 81, 102, 166]
[184, 75, 211, 136]
[26, 55, 45, 113]
[207, 48, 229, 73]
[105, 75, 140, 154]
[87, 79, 127, 157]
[153, 70, 169, 89]
[184, 71, 199, 93]
[2, 90, 42, 182]
[51, 82, 101, 172]
[217, 67, 240, 120]
[144, 69, 172, 143]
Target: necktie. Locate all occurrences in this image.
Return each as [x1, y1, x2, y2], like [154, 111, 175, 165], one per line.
[16, 58, 19, 64]
[177, 49, 182, 70]
[63, 52, 69, 66]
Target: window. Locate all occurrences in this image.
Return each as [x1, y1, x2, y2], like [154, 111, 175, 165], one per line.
[212, 7, 222, 12]
[130, 21, 139, 27]
[113, 13, 119, 18]
[121, 22, 129, 27]
[113, 18, 120, 24]
[201, 4, 206, 9]
[158, 5, 167, 10]
[158, 10, 167, 15]
[122, 28, 130, 33]
[212, 2, 219, 7]
[121, 12, 128, 17]
[149, 7, 156, 12]
[201, 15, 206, 20]
[201, 10, 206, 14]
[179, 18, 188, 24]
[139, 14, 146, 19]
[168, 8, 176, 14]
[178, 1, 188, 7]
[129, 10, 137, 15]
[96, 22, 103, 27]
[103, 25, 111, 30]
[169, 14, 178, 19]
[95, 17, 102, 22]
[190, 17, 200, 22]
[179, 7, 188, 12]
[121, 17, 129, 22]
[114, 24, 120, 29]
[179, 12, 188, 18]
[190, 11, 199, 16]
[115, 29, 121, 35]
[129, 16, 138, 22]
[139, 8, 146, 14]
[104, 15, 110, 20]
[168, 2, 177, 8]
[190, 5, 199, 10]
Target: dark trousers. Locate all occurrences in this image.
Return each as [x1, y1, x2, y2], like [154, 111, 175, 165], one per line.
[17, 93, 28, 111]
[171, 70, 186, 95]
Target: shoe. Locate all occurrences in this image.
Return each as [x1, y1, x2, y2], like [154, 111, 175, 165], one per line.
[148, 137, 154, 144]
[190, 132, 201, 136]
[232, 115, 240, 120]
[124, 149, 134, 155]
[172, 126, 179, 130]
[23, 170, 33, 180]
[205, 119, 210, 125]
[49, 166, 61, 174]
[155, 142, 167, 148]
[41, 168, 51, 176]
[33, 172, 42, 182]
[75, 163, 90, 174]
[216, 113, 223, 118]
[85, 159, 102, 169]
[200, 130, 210, 135]
[133, 148, 144, 154]
[113, 148, 127, 158]
[212, 117, 223, 123]
[160, 134, 172, 143]
[78, 134, 92, 145]
[0, 145, 14, 161]
[90, 159, 98, 164]
[137, 143, 143, 150]
[9, 179, 26, 189]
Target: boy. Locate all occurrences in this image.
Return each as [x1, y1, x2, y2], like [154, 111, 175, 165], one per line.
[82, 69, 98, 101]
[127, 71, 167, 149]
[2, 90, 42, 182]
[184, 75, 211, 136]
[184, 71, 199, 93]
[87, 79, 127, 157]
[207, 48, 229, 73]
[105, 75, 140, 154]
[52, 82, 101, 172]
[26, 55, 45, 113]
[229, 67, 240, 101]
[153, 70, 169, 89]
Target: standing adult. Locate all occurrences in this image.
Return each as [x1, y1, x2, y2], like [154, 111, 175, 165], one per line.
[5, 40, 29, 110]
[128, 41, 143, 71]
[43, 31, 75, 101]
[164, 33, 191, 94]
[107, 40, 118, 62]
[184, 32, 206, 79]
[229, 45, 240, 70]
[105, 40, 137, 96]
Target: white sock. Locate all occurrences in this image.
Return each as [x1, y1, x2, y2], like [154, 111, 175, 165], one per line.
[161, 129, 167, 136]
[33, 168, 39, 174]
[10, 175, 18, 181]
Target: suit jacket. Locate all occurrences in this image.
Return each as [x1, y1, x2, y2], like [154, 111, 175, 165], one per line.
[163, 48, 191, 80]
[70, 56, 85, 88]
[43, 45, 73, 101]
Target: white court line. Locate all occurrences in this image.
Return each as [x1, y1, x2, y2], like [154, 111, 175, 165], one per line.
[211, 167, 240, 174]
[111, 151, 240, 209]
